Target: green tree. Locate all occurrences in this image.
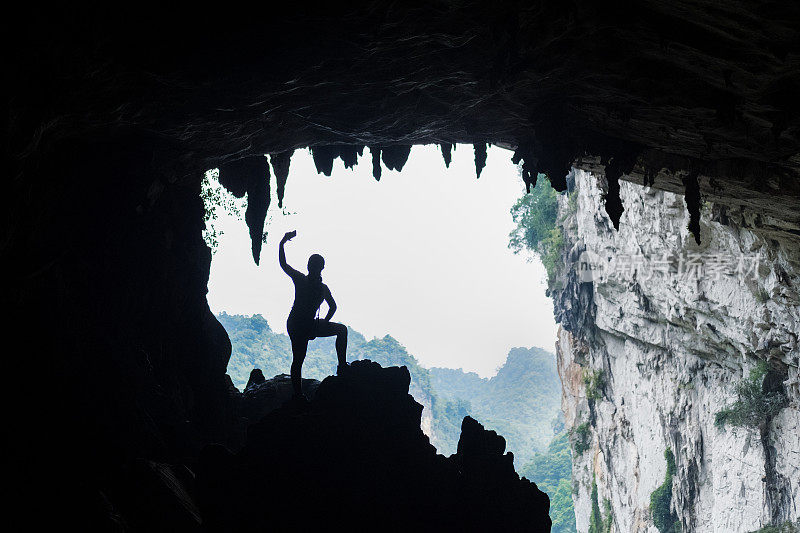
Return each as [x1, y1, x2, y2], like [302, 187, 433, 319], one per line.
[587, 479, 613, 533]
[201, 169, 244, 252]
[715, 361, 788, 431]
[583, 369, 605, 402]
[508, 177, 564, 284]
[520, 432, 577, 533]
[588, 477, 600, 533]
[650, 448, 679, 533]
[571, 422, 591, 455]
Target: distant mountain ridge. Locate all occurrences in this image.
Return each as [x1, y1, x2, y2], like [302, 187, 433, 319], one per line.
[430, 346, 562, 465]
[217, 312, 560, 462]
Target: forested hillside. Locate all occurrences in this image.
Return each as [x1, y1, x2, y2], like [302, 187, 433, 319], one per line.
[520, 432, 577, 533]
[219, 312, 560, 464]
[430, 346, 562, 465]
[217, 313, 468, 454]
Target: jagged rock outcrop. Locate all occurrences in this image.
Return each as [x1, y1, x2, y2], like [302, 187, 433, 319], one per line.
[239, 372, 320, 422]
[552, 169, 800, 532]
[199, 360, 551, 532]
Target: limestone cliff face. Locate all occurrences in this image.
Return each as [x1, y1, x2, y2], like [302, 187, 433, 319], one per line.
[553, 170, 800, 532]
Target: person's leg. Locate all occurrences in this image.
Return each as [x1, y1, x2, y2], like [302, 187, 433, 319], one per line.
[290, 334, 309, 397]
[315, 321, 348, 367]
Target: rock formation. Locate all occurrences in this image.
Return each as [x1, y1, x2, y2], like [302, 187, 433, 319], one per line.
[199, 360, 551, 532]
[551, 169, 799, 531]
[239, 371, 320, 422]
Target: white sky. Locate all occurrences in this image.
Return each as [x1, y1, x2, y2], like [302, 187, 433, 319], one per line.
[206, 144, 556, 377]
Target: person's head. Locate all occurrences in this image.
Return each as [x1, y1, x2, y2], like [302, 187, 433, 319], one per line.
[307, 254, 325, 279]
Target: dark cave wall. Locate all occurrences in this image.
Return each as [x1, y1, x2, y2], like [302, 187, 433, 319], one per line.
[6, 133, 238, 523]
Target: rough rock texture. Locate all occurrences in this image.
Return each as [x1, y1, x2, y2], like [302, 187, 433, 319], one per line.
[553, 169, 800, 532]
[10, 2, 800, 252]
[198, 360, 551, 532]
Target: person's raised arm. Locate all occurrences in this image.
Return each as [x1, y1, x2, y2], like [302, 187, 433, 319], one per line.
[322, 285, 337, 321]
[279, 230, 301, 279]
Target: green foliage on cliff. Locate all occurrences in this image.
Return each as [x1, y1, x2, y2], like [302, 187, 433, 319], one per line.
[429, 346, 562, 463]
[650, 448, 679, 533]
[748, 522, 800, 533]
[572, 422, 591, 455]
[603, 499, 614, 533]
[509, 177, 565, 284]
[201, 169, 243, 252]
[509, 175, 559, 251]
[587, 475, 613, 533]
[583, 368, 605, 402]
[589, 477, 601, 533]
[715, 361, 788, 430]
[520, 432, 577, 533]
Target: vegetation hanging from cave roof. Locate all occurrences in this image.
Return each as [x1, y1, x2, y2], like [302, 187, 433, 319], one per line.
[201, 169, 244, 252]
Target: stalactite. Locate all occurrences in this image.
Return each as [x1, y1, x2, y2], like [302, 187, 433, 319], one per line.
[643, 168, 656, 188]
[217, 157, 253, 198]
[245, 159, 271, 265]
[682, 171, 702, 244]
[340, 146, 363, 169]
[474, 143, 487, 178]
[548, 172, 568, 192]
[219, 155, 271, 264]
[270, 151, 292, 208]
[526, 98, 578, 192]
[381, 145, 412, 172]
[511, 145, 537, 192]
[370, 146, 382, 181]
[602, 151, 639, 230]
[441, 143, 453, 168]
[604, 169, 624, 230]
[311, 146, 336, 176]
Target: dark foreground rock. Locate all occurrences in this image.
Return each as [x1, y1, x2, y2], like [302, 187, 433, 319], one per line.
[198, 360, 550, 532]
[239, 370, 320, 422]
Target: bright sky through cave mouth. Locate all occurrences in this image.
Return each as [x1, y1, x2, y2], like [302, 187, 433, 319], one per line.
[207, 144, 557, 377]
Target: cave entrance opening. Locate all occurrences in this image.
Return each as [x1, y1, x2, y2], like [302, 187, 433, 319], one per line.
[203, 144, 565, 458]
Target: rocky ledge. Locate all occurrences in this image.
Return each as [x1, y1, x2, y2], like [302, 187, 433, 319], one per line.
[198, 360, 550, 532]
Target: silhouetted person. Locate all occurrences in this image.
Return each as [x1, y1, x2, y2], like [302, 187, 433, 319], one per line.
[279, 230, 348, 400]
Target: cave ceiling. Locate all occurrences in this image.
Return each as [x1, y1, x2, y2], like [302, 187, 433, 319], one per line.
[9, 1, 800, 257]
